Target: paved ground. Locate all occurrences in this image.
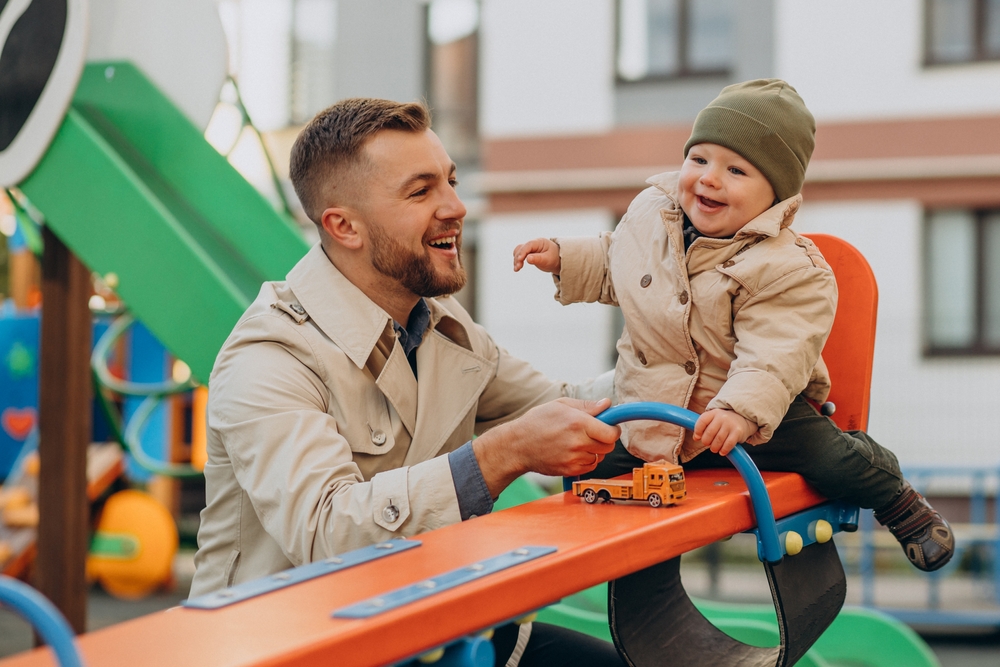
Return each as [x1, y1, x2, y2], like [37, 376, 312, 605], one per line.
[2, 545, 1000, 665]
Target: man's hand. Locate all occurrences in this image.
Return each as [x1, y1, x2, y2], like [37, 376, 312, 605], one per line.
[473, 397, 620, 498]
[513, 238, 561, 274]
[693, 409, 757, 457]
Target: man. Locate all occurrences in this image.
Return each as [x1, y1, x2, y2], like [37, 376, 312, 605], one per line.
[190, 98, 624, 665]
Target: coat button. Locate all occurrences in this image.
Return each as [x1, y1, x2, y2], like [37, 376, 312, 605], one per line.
[371, 429, 387, 446]
[679, 290, 689, 305]
[722, 260, 735, 268]
[383, 503, 400, 523]
[290, 303, 305, 314]
[637, 351, 647, 365]
[640, 274, 652, 288]
[684, 360, 696, 375]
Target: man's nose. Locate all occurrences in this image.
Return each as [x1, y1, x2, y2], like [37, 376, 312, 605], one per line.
[439, 186, 467, 221]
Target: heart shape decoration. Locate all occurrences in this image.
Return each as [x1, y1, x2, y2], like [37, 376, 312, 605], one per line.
[2, 406, 37, 441]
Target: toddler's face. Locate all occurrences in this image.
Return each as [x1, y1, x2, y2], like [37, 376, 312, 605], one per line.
[678, 143, 776, 238]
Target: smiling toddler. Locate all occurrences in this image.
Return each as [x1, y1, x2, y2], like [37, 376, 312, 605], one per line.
[513, 79, 954, 572]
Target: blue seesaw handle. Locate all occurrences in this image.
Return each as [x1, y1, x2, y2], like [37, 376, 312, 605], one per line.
[588, 402, 783, 564]
[0, 575, 86, 667]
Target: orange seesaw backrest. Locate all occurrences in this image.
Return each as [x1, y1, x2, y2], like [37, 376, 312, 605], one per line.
[803, 234, 879, 433]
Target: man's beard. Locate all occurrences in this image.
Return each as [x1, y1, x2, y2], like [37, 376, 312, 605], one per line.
[368, 221, 467, 298]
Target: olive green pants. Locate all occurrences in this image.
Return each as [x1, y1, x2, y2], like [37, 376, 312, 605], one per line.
[585, 395, 904, 510]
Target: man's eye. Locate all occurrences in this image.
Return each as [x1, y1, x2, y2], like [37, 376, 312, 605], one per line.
[449, 179, 459, 187]
[410, 187, 429, 197]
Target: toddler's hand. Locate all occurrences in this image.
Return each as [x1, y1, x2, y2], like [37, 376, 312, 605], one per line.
[513, 238, 561, 274]
[693, 409, 757, 457]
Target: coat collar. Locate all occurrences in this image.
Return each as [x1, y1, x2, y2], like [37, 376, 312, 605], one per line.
[285, 244, 474, 371]
[645, 170, 803, 240]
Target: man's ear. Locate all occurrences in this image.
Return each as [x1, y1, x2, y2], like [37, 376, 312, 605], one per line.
[320, 207, 363, 250]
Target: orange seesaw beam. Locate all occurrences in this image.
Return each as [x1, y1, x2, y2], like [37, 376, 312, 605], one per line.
[0, 469, 825, 667]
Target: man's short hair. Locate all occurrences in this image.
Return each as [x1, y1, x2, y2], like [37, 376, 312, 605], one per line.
[290, 98, 431, 224]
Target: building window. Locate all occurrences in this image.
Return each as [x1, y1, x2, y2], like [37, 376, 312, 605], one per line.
[617, 0, 733, 81]
[924, 209, 1000, 355]
[925, 0, 1000, 65]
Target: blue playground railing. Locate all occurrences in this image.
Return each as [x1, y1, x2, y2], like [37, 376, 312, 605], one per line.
[854, 465, 1000, 628]
[0, 575, 85, 666]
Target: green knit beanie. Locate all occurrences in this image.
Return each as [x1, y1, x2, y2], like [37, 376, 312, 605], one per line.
[684, 79, 815, 201]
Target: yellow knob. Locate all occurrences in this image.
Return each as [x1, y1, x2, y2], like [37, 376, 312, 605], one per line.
[784, 531, 803, 556]
[813, 519, 833, 543]
[418, 647, 445, 663]
[479, 628, 495, 641]
[515, 612, 538, 625]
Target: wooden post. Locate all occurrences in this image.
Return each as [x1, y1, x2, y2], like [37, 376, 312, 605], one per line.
[35, 227, 91, 634]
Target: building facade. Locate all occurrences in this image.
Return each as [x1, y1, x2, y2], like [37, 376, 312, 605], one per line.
[476, 0, 1000, 467]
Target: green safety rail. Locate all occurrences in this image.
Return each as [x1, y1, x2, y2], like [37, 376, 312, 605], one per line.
[18, 61, 310, 382]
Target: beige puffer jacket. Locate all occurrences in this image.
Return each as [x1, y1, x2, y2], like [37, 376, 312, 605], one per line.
[555, 171, 837, 463]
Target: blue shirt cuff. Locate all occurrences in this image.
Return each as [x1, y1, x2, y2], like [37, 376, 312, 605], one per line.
[448, 442, 494, 520]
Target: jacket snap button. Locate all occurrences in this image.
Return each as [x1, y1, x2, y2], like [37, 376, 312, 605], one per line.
[679, 291, 689, 305]
[640, 274, 652, 288]
[383, 503, 400, 523]
[637, 351, 647, 365]
[722, 260, 735, 268]
[371, 430, 387, 446]
[684, 360, 696, 375]
[291, 303, 305, 315]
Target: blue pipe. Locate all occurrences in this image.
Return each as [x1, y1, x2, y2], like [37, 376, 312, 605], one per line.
[582, 402, 783, 563]
[0, 575, 85, 667]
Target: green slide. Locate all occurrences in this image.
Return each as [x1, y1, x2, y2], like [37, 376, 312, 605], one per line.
[495, 477, 940, 667]
[19, 62, 309, 382]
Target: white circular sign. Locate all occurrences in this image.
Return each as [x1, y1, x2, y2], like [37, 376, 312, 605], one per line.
[86, 0, 227, 131]
[0, 0, 88, 188]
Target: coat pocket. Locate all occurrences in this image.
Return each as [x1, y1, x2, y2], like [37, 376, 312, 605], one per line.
[224, 548, 241, 588]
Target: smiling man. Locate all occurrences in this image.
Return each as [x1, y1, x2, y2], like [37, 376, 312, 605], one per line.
[190, 99, 625, 666]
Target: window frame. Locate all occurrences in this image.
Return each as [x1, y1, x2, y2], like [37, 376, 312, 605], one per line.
[615, 0, 733, 84]
[923, 208, 1000, 357]
[923, 0, 1000, 67]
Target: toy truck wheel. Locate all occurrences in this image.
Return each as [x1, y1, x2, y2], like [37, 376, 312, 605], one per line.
[598, 490, 612, 504]
[648, 493, 663, 508]
[582, 488, 598, 504]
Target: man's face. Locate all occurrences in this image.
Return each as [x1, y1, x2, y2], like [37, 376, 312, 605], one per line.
[355, 129, 467, 298]
[678, 142, 776, 238]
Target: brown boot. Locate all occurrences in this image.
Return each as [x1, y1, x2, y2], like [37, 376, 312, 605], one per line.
[874, 483, 955, 572]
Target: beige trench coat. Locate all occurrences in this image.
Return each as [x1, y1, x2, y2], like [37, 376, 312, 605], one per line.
[190, 244, 595, 597]
[555, 172, 837, 464]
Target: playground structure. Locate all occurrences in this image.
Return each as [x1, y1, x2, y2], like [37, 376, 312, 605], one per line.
[0, 408, 937, 667]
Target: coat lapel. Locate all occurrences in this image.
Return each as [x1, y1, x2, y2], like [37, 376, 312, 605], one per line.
[403, 316, 492, 466]
[374, 340, 418, 436]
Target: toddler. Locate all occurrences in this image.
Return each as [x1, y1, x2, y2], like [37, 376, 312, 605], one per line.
[513, 79, 953, 572]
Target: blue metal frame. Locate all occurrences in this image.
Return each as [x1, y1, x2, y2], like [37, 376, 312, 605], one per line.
[0, 575, 85, 667]
[587, 402, 785, 563]
[854, 465, 1000, 628]
[395, 634, 495, 667]
[749, 501, 859, 562]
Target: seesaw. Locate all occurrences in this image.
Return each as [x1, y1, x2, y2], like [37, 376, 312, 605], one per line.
[0, 401, 855, 667]
[498, 477, 937, 667]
